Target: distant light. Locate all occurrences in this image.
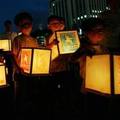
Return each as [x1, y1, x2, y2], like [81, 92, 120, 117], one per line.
[79, 28, 82, 35]
[95, 15, 97, 18]
[84, 15, 87, 18]
[92, 10, 94, 13]
[106, 7, 109, 10]
[57, 84, 61, 88]
[77, 17, 80, 20]
[52, 3, 55, 6]
[100, 10, 102, 13]
[94, 10, 97, 13]
[93, 15, 95, 18]
[81, 16, 83, 19]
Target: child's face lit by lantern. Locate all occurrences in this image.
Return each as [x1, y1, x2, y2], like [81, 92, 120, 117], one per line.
[86, 26, 105, 44]
[48, 19, 61, 33]
[19, 19, 32, 36]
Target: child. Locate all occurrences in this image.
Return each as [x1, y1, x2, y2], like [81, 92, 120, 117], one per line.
[12, 12, 39, 73]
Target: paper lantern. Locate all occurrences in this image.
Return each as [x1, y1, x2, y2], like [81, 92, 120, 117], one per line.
[49, 30, 80, 60]
[49, 33, 59, 60]
[56, 30, 80, 54]
[85, 54, 120, 95]
[0, 39, 11, 51]
[20, 48, 51, 75]
[0, 62, 7, 86]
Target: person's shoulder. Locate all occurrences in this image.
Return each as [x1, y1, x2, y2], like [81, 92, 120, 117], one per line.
[14, 34, 23, 41]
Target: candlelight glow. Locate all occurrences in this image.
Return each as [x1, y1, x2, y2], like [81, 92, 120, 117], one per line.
[49, 33, 59, 60]
[114, 55, 120, 94]
[0, 63, 6, 86]
[32, 49, 51, 74]
[20, 48, 51, 74]
[0, 39, 11, 51]
[85, 55, 111, 94]
[20, 49, 32, 73]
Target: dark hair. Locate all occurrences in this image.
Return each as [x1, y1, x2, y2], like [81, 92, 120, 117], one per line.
[59, 16, 65, 24]
[81, 18, 105, 33]
[47, 15, 60, 24]
[4, 20, 12, 26]
[14, 12, 33, 26]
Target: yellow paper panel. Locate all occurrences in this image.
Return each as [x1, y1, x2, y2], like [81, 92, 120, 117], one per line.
[49, 33, 59, 60]
[0, 39, 11, 51]
[32, 49, 51, 74]
[51, 45, 59, 60]
[0, 65, 6, 86]
[85, 55, 111, 94]
[114, 56, 120, 94]
[20, 49, 32, 73]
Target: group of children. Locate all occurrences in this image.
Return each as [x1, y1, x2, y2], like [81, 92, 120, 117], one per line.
[0, 1, 120, 118]
[0, 10, 113, 89]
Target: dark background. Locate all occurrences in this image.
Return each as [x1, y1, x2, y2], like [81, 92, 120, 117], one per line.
[0, 0, 48, 32]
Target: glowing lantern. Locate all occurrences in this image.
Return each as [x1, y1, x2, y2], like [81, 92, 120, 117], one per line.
[56, 30, 80, 54]
[0, 39, 11, 51]
[0, 62, 7, 86]
[49, 30, 80, 60]
[49, 33, 59, 60]
[20, 48, 51, 75]
[85, 54, 120, 95]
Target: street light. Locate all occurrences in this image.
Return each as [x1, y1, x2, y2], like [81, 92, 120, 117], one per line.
[20, 48, 51, 75]
[85, 54, 120, 95]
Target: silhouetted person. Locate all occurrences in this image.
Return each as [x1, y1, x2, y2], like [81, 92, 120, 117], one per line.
[99, 0, 120, 50]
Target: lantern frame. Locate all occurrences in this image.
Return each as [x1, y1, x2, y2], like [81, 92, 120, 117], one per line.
[49, 30, 80, 60]
[55, 30, 80, 55]
[0, 39, 11, 52]
[85, 53, 120, 96]
[20, 47, 51, 76]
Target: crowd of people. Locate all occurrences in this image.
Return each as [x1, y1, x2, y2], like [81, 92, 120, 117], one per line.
[0, 0, 120, 119]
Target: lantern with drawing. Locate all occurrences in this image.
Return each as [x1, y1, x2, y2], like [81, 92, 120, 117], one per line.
[56, 30, 80, 54]
[49, 30, 80, 60]
[20, 48, 51, 75]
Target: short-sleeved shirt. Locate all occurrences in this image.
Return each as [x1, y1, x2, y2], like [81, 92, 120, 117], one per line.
[12, 34, 39, 72]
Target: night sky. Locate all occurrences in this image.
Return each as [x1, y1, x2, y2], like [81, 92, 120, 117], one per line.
[0, 0, 48, 32]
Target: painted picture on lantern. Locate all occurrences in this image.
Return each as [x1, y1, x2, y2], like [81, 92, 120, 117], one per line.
[56, 30, 80, 54]
[20, 49, 32, 73]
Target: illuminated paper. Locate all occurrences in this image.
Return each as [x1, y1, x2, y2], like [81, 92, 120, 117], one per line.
[49, 33, 59, 60]
[85, 54, 120, 95]
[56, 31, 80, 54]
[0, 39, 11, 51]
[20, 49, 32, 73]
[85, 55, 111, 94]
[114, 55, 120, 94]
[20, 48, 51, 75]
[0, 63, 6, 86]
[32, 49, 51, 74]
